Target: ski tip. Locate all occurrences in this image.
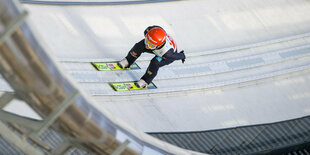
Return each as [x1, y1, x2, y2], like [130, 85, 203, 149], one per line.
[91, 62, 140, 71]
[109, 81, 157, 91]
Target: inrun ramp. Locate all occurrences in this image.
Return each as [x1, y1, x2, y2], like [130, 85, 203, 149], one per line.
[1, 0, 310, 154]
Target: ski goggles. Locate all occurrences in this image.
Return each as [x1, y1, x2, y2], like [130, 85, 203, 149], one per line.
[144, 37, 157, 50]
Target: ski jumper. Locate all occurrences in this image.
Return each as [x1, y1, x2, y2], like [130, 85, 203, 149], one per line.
[124, 26, 185, 84]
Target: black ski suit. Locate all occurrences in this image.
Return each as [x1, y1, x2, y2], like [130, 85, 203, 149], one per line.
[124, 26, 185, 84]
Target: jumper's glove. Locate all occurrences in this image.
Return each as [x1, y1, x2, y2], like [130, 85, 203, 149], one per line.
[180, 50, 186, 63]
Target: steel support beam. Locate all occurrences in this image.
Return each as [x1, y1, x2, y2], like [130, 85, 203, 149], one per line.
[0, 10, 28, 45]
[111, 140, 130, 155]
[33, 90, 79, 136]
[9, 123, 52, 151]
[0, 92, 15, 109]
[0, 111, 41, 130]
[0, 122, 44, 155]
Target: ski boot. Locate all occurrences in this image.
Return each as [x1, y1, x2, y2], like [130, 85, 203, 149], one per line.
[117, 58, 129, 69]
[135, 79, 147, 88]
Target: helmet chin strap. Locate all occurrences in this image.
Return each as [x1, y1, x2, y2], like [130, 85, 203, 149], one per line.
[156, 41, 166, 49]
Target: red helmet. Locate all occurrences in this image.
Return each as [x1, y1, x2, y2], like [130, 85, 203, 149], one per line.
[145, 27, 166, 49]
